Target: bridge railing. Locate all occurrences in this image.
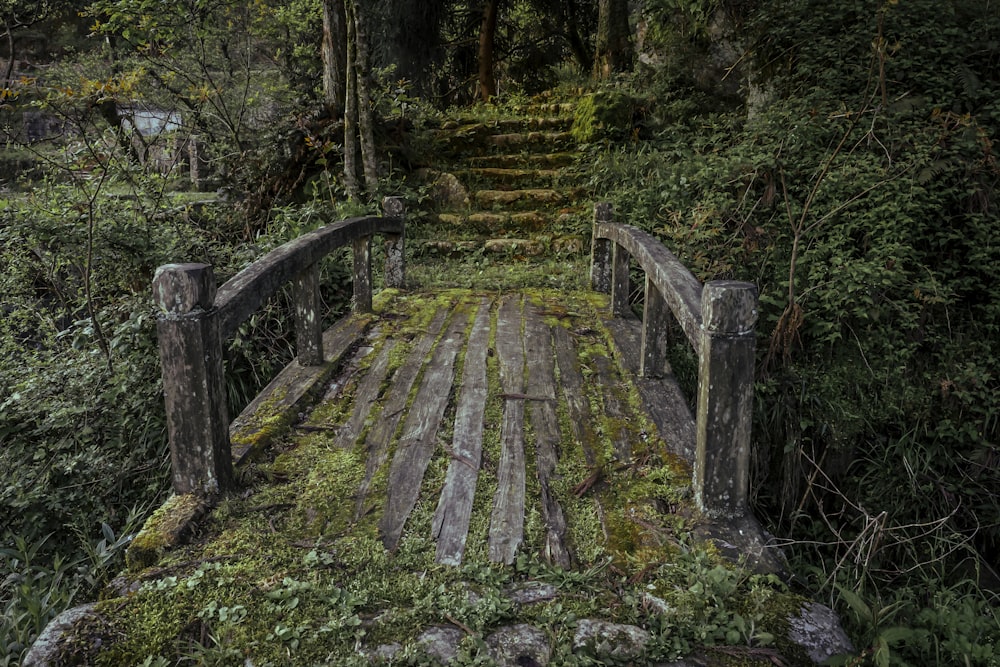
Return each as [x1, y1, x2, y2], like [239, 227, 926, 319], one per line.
[152, 197, 405, 496]
[590, 202, 757, 521]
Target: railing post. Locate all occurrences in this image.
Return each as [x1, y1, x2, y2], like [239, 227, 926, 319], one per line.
[294, 264, 324, 364]
[352, 236, 373, 313]
[382, 196, 405, 288]
[694, 280, 758, 519]
[640, 275, 669, 378]
[152, 263, 234, 495]
[591, 202, 613, 292]
[611, 242, 631, 318]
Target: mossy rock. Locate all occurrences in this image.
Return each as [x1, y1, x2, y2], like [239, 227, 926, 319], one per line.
[571, 91, 639, 143]
[125, 493, 209, 571]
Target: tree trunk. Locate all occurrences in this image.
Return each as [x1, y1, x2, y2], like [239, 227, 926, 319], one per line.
[2, 22, 15, 89]
[477, 0, 501, 102]
[593, 0, 632, 79]
[351, 0, 378, 193]
[321, 0, 348, 117]
[343, 0, 360, 199]
[563, 0, 592, 72]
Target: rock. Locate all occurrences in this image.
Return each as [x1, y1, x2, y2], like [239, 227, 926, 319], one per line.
[416, 625, 464, 662]
[573, 619, 650, 660]
[430, 171, 470, 209]
[787, 601, 855, 664]
[507, 581, 558, 605]
[23, 603, 99, 667]
[486, 623, 551, 666]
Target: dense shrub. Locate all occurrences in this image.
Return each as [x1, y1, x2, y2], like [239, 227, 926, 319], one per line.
[588, 0, 1000, 663]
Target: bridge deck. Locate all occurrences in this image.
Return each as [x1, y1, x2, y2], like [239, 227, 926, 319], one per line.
[106, 289, 818, 665]
[239, 288, 696, 569]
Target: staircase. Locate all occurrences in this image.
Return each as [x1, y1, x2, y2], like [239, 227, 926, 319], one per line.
[408, 99, 592, 288]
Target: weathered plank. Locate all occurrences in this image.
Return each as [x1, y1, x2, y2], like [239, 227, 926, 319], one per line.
[552, 326, 599, 468]
[489, 295, 526, 564]
[432, 299, 492, 565]
[336, 340, 396, 447]
[380, 304, 470, 551]
[593, 355, 631, 464]
[355, 308, 449, 520]
[524, 304, 571, 568]
[606, 317, 696, 462]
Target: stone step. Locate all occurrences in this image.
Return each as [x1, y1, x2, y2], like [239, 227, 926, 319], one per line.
[416, 234, 587, 258]
[430, 129, 576, 157]
[487, 131, 575, 151]
[510, 101, 578, 116]
[459, 167, 564, 190]
[474, 187, 585, 210]
[434, 209, 565, 233]
[464, 152, 578, 169]
[439, 116, 572, 133]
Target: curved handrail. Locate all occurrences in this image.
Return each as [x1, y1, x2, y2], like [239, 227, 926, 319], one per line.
[215, 214, 403, 339]
[590, 203, 758, 522]
[593, 221, 703, 352]
[152, 197, 405, 496]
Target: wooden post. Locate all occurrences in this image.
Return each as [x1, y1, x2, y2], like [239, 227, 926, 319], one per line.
[640, 275, 669, 378]
[591, 202, 613, 292]
[353, 235, 373, 313]
[382, 196, 405, 288]
[611, 242, 631, 318]
[152, 263, 234, 495]
[694, 280, 757, 519]
[294, 264, 324, 365]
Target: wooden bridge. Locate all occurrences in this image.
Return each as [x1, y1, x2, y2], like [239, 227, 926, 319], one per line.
[103, 196, 822, 665]
[144, 197, 764, 565]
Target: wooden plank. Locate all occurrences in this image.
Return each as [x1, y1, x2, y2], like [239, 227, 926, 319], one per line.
[593, 355, 632, 464]
[432, 299, 492, 565]
[524, 304, 571, 568]
[552, 326, 599, 468]
[336, 340, 396, 447]
[606, 317, 696, 462]
[379, 304, 470, 551]
[489, 295, 526, 564]
[354, 308, 449, 521]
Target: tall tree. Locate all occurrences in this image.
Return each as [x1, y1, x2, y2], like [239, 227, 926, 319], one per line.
[321, 0, 347, 117]
[342, 0, 377, 198]
[593, 0, 632, 79]
[477, 0, 501, 101]
[351, 0, 377, 192]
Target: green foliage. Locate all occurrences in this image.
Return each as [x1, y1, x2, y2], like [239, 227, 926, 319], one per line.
[588, 0, 1000, 663]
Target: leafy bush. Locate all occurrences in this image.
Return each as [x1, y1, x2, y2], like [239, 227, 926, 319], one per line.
[588, 0, 1000, 663]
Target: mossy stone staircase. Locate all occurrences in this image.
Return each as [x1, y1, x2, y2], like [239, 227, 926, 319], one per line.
[409, 100, 592, 283]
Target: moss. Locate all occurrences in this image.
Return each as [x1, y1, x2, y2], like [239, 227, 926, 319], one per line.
[571, 91, 639, 143]
[126, 494, 208, 571]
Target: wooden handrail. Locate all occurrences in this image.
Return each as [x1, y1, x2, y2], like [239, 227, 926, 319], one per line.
[152, 197, 405, 496]
[591, 202, 758, 521]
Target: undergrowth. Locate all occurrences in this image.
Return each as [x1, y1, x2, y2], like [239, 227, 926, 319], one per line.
[587, 1, 1000, 665]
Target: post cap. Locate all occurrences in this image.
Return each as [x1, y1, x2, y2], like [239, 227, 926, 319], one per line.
[153, 263, 217, 314]
[702, 280, 758, 334]
[382, 196, 405, 217]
